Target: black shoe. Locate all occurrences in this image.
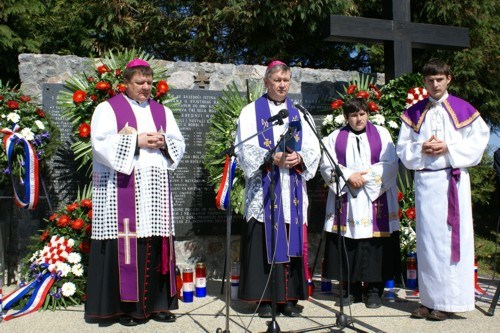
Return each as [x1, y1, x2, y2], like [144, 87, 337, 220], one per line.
[119, 315, 138, 327]
[152, 311, 176, 323]
[365, 293, 382, 309]
[258, 303, 273, 318]
[281, 301, 300, 317]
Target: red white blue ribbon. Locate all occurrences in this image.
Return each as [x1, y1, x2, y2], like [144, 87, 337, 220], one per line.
[1, 124, 39, 210]
[1, 265, 55, 321]
[215, 155, 237, 211]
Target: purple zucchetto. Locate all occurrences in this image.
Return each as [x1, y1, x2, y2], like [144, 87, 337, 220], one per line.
[126, 58, 150, 68]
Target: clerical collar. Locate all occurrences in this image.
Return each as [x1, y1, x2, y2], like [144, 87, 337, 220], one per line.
[348, 125, 366, 135]
[429, 91, 449, 105]
[124, 93, 149, 106]
[267, 96, 286, 106]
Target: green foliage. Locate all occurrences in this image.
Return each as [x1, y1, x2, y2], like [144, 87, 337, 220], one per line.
[469, 151, 496, 207]
[203, 80, 265, 215]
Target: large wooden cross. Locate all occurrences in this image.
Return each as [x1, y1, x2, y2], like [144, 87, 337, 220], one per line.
[324, 0, 469, 82]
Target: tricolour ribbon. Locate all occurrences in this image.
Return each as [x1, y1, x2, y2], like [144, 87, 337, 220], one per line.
[1, 124, 40, 210]
[1, 264, 55, 321]
[215, 155, 237, 211]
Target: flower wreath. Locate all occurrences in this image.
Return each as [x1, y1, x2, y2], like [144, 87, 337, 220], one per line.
[320, 73, 400, 141]
[2, 195, 92, 317]
[0, 81, 60, 208]
[57, 49, 179, 180]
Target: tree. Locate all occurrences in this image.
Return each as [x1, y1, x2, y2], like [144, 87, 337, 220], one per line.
[0, 0, 45, 83]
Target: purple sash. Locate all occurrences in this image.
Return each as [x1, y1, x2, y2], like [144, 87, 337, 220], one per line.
[334, 122, 390, 235]
[254, 95, 303, 264]
[448, 168, 461, 262]
[401, 95, 480, 133]
[108, 93, 168, 301]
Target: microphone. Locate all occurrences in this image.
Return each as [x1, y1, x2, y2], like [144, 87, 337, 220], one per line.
[294, 103, 309, 116]
[267, 109, 289, 123]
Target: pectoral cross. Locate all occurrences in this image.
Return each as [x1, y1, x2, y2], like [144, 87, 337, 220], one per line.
[118, 218, 137, 264]
[293, 197, 299, 206]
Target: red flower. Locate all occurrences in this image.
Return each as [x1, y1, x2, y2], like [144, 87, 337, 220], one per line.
[117, 83, 127, 93]
[40, 229, 50, 242]
[85, 224, 92, 235]
[368, 101, 379, 112]
[356, 90, 370, 99]
[330, 99, 343, 110]
[346, 84, 357, 95]
[95, 81, 111, 91]
[115, 69, 121, 77]
[80, 199, 92, 209]
[405, 207, 416, 220]
[36, 108, 45, 117]
[79, 240, 91, 254]
[87, 210, 93, 219]
[82, 294, 87, 302]
[20, 95, 31, 103]
[66, 202, 79, 212]
[97, 65, 110, 74]
[78, 123, 91, 138]
[49, 213, 59, 221]
[7, 100, 19, 110]
[156, 80, 169, 94]
[71, 218, 85, 230]
[57, 215, 71, 228]
[108, 90, 116, 97]
[90, 94, 98, 102]
[87, 76, 94, 82]
[397, 191, 404, 202]
[0, 95, 4, 101]
[398, 209, 403, 219]
[73, 90, 87, 103]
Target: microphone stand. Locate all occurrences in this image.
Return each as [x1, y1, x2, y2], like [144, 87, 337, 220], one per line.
[215, 118, 286, 333]
[291, 104, 369, 333]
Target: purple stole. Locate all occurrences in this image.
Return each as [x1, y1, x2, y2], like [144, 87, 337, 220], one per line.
[401, 95, 478, 262]
[400, 95, 479, 133]
[108, 93, 173, 301]
[334, 122, 390, 235]
[255, 95, 303, 264]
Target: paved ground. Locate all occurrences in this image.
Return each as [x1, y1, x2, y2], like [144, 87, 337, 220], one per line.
[1, 277, 499, 333]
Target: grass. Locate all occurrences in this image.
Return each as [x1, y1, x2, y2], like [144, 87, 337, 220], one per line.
[475, 231, 499, 278]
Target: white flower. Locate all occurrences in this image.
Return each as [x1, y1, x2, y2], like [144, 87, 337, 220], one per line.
[35, 120, 45, 130]
[67, 239, 75, 247]
[71, 263, 84, 277]
[56, 262, 72, 277]
[20, 128, 34, 140]
[334, 114, 345, 126]
[370, 114, 385, 125]
[67, 252, 82, 264]
[7, 112, 20, 123]
[388, 120, 399, 129]
[61, 282, 76, 297]
[322, 114, 333, 126]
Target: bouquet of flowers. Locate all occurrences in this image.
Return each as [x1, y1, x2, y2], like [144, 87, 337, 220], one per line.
[57, 49, 178, 180]
[0, 81, 60, 199]
[13, 196, 92, 312]
[320, 74, 400, 140]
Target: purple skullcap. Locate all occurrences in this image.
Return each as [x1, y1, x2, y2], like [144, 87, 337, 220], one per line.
[267, 60, 287, 70]
[126, 58, 150, 68]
